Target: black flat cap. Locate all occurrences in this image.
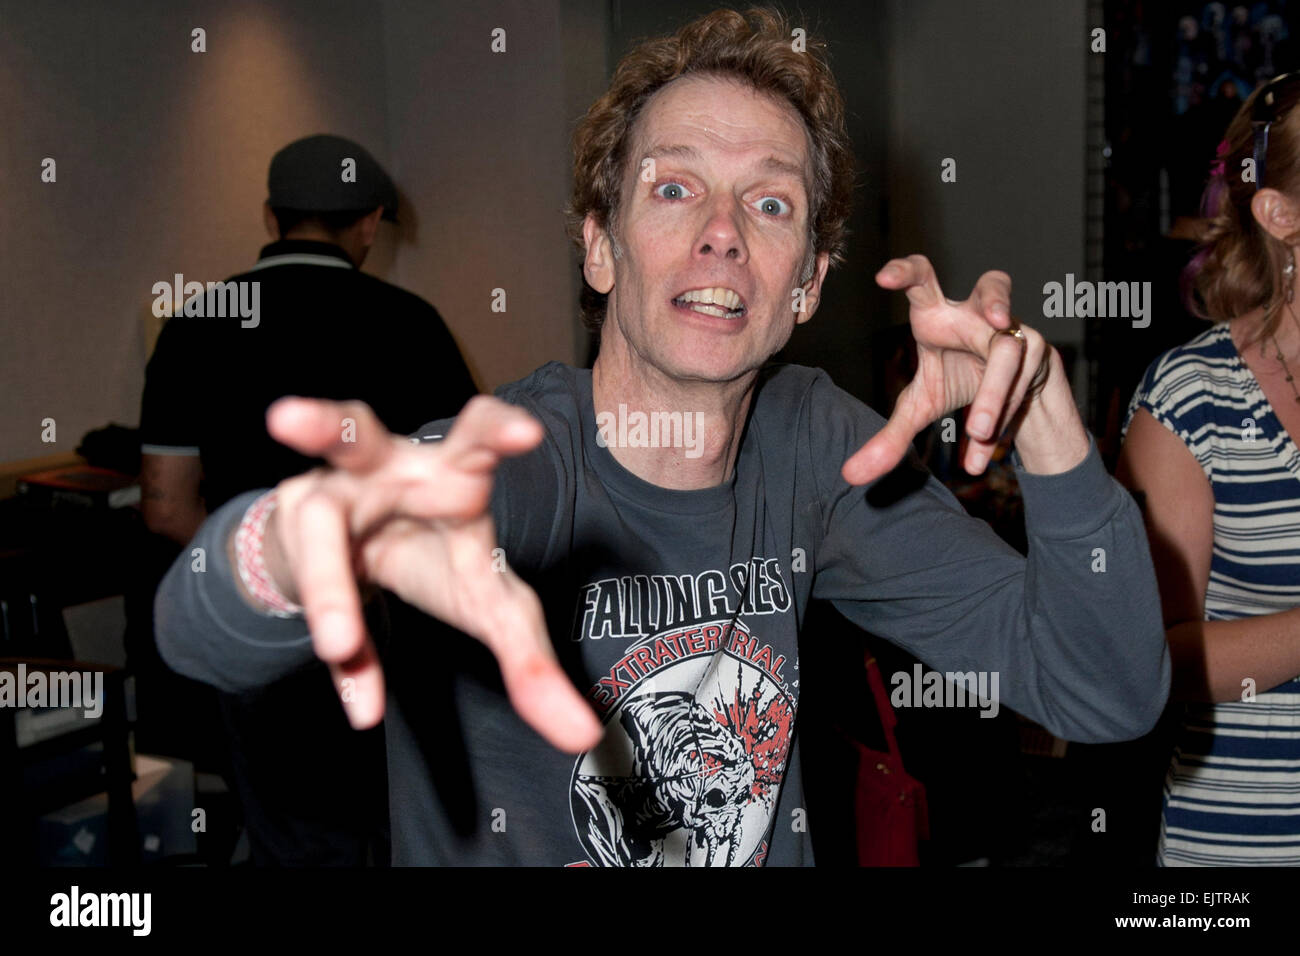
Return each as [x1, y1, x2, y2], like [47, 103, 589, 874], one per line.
[267, 134, 398, 221]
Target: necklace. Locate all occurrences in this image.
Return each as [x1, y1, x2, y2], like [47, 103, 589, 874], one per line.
[1267, 300, 1300, 403]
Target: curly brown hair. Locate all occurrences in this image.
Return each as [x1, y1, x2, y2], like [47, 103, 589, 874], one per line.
[1187, 76, 1300, 345]
[565, 6, 855, 334]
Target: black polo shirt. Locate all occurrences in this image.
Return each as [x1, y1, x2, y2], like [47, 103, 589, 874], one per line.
[140, 239, 478, 510]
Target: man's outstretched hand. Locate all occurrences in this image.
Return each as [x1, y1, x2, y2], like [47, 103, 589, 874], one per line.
[841, 255, 1055, 486]
[246, 395, 603, 754]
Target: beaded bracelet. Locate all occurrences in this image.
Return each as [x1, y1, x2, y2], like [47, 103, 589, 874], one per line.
[234, 490, 304, 618]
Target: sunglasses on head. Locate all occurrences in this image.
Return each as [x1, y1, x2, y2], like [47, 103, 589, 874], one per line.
[1252, 71, 1300, 190]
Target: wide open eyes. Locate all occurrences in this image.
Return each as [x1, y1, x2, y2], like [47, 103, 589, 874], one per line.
[653, 181, 793, 218]
[654, 181, 694, 201]
[755, 196, 790, 216]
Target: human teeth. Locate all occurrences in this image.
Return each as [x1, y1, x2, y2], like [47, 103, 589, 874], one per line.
[677, 288, 742, 311]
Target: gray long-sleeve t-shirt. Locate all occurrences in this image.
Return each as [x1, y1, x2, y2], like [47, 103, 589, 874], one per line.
[155, 361, 1171, 866]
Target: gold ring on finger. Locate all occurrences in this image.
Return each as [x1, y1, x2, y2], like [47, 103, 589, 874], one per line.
[989, 326, 1026, 350]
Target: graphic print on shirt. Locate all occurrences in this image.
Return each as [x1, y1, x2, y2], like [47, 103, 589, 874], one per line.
[566, 561, 797, 867]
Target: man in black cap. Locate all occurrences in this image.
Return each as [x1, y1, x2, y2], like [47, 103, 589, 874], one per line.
[138, 133, 477, 865]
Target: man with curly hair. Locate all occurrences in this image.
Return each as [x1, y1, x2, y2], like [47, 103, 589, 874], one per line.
[155, 8, 1170, 865]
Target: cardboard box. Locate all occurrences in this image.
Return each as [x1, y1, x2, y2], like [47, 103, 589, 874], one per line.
[37, 754, 196, 865]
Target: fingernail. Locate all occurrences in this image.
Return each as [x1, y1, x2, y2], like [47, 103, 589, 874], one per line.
[969, 451, 988, 473]
[970, 412, 993, 439]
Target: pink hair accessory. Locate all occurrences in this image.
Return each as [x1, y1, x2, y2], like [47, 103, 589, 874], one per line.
[1210, 138, 1231, 178]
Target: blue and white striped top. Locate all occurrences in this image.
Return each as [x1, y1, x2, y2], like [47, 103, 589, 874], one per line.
[1123, 321, 1300, 866]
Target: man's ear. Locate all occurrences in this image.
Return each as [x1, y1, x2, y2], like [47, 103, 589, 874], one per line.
[793, 251, 832, 325]
[582, 213, 616, 294]
[357, 206, 384, 249]
[263, 202, 280, 240]
[1250, 188, 1300, 241]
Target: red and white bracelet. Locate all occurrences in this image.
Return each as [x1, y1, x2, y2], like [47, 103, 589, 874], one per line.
[234, 490, 303, 618]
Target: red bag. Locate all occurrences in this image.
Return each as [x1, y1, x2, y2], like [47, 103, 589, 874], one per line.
[847, 654, 930, 866]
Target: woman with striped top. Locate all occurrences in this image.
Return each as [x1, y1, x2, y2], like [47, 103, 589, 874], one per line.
[1118, 72, 1300, 866]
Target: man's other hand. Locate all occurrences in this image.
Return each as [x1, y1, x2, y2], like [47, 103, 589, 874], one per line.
[250, 395, 602, 754]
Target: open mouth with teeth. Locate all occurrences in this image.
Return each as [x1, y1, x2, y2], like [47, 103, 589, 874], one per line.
[672, 287, 747, 319]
